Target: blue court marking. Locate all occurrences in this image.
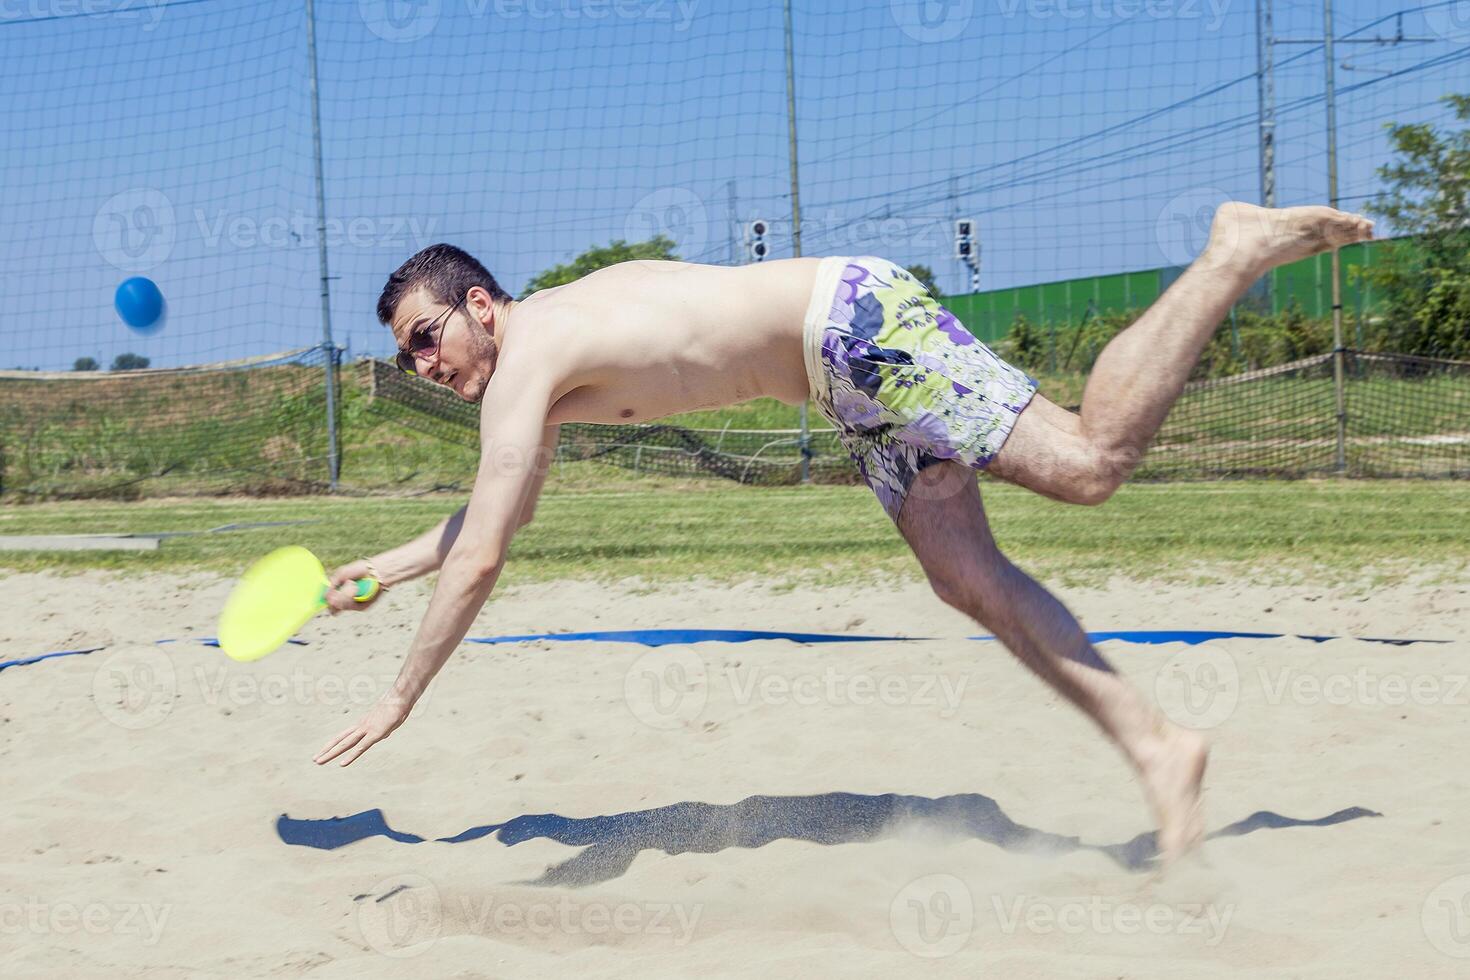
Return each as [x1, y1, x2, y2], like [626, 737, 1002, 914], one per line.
[1, 628, 1449, 675]
[465, 628, 917, 646]
[154, 637, 308, 649]
[970, 630, 1449, 646]
[0, 647, 105, 674]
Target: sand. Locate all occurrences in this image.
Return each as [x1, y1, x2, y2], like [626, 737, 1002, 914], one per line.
[3, 569, 1469, 978]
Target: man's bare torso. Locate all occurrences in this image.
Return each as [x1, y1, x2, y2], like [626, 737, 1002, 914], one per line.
[504, 258, 822, 425]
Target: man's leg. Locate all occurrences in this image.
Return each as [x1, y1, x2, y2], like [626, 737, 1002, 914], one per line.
[898, 461, 1207, 863]
[989, 203, 1375, 502]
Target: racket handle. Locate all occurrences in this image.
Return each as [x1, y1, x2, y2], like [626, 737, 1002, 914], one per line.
[353, 578, 381, 603]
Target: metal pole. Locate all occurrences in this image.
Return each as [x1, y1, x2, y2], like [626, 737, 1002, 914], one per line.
[1323, 0, 1347, 475]
[1256, 0, 1276, 211]
[783, 0, 810, 483]
[949, 175, 960, 293]
[726, 180, 739, 265]
[782, 0, 803, 258]
[305, 0, 340, 490]
[1256, 0, 1276, 311]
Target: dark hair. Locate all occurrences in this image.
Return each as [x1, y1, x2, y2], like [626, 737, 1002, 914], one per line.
[377, 243, 511, 325]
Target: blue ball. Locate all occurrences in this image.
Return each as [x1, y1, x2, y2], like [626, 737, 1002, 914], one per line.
[114, 277, 166, 334]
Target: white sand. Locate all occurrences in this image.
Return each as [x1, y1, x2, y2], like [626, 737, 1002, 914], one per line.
[3, 570, 1469, 978]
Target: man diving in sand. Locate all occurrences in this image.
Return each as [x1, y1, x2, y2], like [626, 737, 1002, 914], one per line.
[312, 201, 1376, 863]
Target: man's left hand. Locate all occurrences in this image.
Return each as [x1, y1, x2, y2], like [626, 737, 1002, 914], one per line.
[314, 692, 416, 767]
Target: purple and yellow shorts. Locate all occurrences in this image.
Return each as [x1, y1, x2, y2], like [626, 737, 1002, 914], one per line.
[802, 256, 1038, 521]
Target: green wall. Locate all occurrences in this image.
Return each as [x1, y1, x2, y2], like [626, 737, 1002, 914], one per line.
[941, 239, 1388, 341]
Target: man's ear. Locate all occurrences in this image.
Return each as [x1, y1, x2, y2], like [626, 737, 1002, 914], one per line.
[466, 285, 498, 333]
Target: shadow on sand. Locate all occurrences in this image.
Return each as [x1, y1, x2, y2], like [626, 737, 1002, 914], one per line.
[278, 791, 1379, 887]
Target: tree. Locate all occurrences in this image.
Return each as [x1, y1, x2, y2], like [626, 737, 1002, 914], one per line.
[519, 235, 679, 298]
[111, 353, 150, 371]
[905, 263, 941, 298]
[73, 356, 100, 371]
[1363, 94, 1470, 359]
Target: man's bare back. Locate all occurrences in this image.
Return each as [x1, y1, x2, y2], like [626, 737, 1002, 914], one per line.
[508, 258, 822, 425]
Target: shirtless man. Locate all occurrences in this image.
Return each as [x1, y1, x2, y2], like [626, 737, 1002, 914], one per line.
[313, 202, 1375, 862]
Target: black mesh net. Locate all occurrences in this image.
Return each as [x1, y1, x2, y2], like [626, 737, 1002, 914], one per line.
[367, 351, 1470, 490]
[4, 348, 1464, 501]
[1138, 351, 1470, 480]
[361, 358, 855, 488]
[0, 348, 332, 500]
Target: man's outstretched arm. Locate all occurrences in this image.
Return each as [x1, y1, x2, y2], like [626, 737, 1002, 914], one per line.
[315, 371, 561, 766]
[326, 424, 560, 606]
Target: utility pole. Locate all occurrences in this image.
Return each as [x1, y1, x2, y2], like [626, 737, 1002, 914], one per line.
[782, 0, 810, 483]
[1261, 4, 1434, 319]
[1256, 0, 1276, 212]
[948, 175, 961, 294]
[1256, 0, 1276, 310]
[1323, 0, 1346, 474]
[726, 180, 739, 266]
[1264, 2, 1436, 473]
[305, 0, 339, 490]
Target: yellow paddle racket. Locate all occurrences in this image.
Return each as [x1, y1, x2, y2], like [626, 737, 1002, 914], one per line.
[217, 546, 379, 662]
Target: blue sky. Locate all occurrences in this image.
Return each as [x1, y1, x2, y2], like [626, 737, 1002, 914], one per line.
[1, 0, 1466, 369]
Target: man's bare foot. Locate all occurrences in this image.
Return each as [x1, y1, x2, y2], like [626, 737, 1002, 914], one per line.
[1200, 201, 1375, 277]
[1136, 723, 1209, 866]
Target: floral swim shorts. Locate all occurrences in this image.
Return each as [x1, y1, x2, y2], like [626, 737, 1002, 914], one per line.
[802, 255, 1038, 521]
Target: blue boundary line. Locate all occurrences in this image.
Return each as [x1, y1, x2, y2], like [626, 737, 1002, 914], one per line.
[1, 628, 1449, 674]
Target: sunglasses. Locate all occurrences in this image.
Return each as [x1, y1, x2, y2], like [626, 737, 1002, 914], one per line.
[395, 295, 466, 375]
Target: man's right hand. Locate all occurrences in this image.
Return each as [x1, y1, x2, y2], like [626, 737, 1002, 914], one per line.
[326, 559, 385, 614]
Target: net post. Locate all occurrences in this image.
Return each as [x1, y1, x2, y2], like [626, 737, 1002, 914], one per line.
[783, 0, 810, 485]
[324, 341, 342, 490]
[1323, 0, 1347, 475]
[1256, 0, 1276, 309]
[305, 0, 339, 491]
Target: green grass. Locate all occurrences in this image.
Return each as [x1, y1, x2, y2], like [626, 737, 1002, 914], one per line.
[5, 357, 1465, 500]
[1, 472, 1465, 591]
